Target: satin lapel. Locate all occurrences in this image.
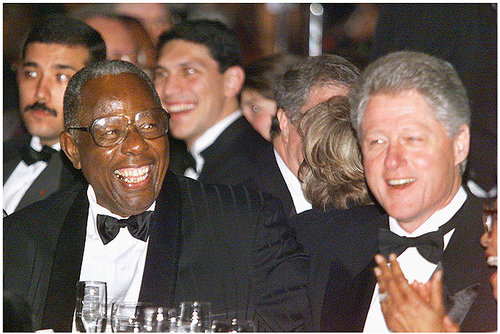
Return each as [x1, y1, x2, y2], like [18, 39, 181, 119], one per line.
[138, 172, 182, 307]
[41, 189, 89, 331]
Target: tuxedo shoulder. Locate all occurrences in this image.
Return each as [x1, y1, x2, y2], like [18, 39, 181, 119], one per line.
[4, 183, 86, 229]
[175, 175, 281, 210]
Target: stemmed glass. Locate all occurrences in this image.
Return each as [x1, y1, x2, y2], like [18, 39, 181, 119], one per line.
[177, 301, 211, 332]
[75, 281, 107, 332]
[111, 301, 158, 332]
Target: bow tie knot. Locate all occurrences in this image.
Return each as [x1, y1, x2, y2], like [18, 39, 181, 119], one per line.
[22, 145, 57, 165]
[378, 218, 456, 264]
[97, 211, 153, 245]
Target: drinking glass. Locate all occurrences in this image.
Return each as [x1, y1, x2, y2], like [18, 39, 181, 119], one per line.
[75, 281, 107, 332]
[177, 301, 211, 332]
[111, 301, 157, 332]
[211, 319, 255, 332]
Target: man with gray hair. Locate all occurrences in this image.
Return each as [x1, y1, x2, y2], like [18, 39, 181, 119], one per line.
[321, 51, 496, 332]
[4, 60, 309, 332]
[254, 54, 360, 216]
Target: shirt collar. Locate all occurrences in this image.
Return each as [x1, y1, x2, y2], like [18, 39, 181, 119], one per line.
[389, 186, 467, 237]
[30, 135, 61, 151]
[190, 110, 242, 156]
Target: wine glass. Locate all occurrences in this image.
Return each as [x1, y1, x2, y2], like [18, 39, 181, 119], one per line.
[75, 281, 107, 332]
[177, 301, 211, 332]
[211, 319, 255, 332]
[111, 301, 157, 332]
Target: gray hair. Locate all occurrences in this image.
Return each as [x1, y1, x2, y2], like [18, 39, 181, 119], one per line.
[350, 51, 471, 139]
[64, 60, 161, 128]
[274, 54, 360, 128]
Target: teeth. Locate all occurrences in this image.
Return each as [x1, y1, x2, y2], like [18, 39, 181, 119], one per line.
[387, 178, 416, 186]
[487, 256, 498, 267]
[114, 166, 150, 183]
[167, 103, 195, 113]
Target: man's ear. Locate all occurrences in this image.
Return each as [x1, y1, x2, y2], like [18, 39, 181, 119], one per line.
[60, 131, 82, 169]
[277, 108, 290, 143]
[223, 65, 245, 98]
[453, 123, 470, 166]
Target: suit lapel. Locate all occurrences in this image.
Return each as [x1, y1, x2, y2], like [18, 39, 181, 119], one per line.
[3, 134, 30, 184]
[16, 152, 63, 211]
[440, 194, 489, 325]
[41, 189, 89, 331]
[138, 172, 183, 307]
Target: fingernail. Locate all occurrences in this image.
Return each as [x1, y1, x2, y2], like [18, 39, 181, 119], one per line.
[389, 253, 397, 261]
[374, 267, 381, 276]
[374, 254, 384, 264]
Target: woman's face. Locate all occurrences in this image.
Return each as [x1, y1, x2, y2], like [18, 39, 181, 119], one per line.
[241, 89, 276, 141]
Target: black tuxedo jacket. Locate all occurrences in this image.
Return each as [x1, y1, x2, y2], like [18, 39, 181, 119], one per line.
[168, 115, 270, 186]
[320, 193, 497, 332]
[4, 172, 309, 332]
[289, 204, 387, 331]
[3, 134, 85, 212]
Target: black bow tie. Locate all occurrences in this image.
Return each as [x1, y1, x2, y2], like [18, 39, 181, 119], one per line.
[21, 145, 57, 165]
[378, 218, 457, 264]
[96, 211, 153, 245]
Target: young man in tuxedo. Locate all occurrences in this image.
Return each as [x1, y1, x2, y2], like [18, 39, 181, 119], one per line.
[3, 60, 308, 332]
[320, 51, 497, 332]
[3, 15, 106, 215]
[153, 20, 271, 188]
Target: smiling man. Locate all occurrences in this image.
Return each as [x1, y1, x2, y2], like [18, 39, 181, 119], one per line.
[3, 60, 308, 332]
[320, 51, 497, 332]
[153, 20, 271, 188]
[3, 14, 106, 215]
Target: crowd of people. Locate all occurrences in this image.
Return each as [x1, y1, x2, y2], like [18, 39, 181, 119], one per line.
[3, 4, 497, 332]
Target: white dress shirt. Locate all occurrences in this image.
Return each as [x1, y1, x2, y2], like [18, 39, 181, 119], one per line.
[363, 187, 467, 332]
[3, 136, 61, 215]
[77, 185, 155, 325]
[274, 148, 312, 214]
[184, 110, 242, 180]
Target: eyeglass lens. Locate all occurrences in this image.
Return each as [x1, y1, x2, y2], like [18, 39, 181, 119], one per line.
[92, 109, 168, 147]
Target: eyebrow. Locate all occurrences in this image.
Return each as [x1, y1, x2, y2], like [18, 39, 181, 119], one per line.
[21, 61, 78, 71]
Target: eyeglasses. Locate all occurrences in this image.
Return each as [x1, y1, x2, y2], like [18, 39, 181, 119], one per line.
[68, 108, 170, 147]
[482, 207, 497, 233]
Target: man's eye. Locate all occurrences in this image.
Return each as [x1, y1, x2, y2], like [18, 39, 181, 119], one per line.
[154, 70, 168, 81]
[251, 105, 260, 113]
[371, 139, 384, 145]
[184, 68, 196, 75]
[24, 70, 38, 79]
[56, 73, 70, 82]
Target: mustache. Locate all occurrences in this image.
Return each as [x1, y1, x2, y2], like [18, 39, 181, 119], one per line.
[24, 102, 57, 117]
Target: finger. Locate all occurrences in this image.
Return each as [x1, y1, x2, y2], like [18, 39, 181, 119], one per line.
[375, 254, 404, 306]
[387, 254, 416, 301]
[442, 315, 460, 332]
[429, 270, 445, 313]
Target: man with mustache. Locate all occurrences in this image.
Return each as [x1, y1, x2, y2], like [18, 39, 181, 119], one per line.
[3, 14, 106, 215]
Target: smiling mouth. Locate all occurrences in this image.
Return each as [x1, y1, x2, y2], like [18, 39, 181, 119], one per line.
[114, 165, 151, 184]
[167, 103, 195, 113]
[387, 178, 416, 187]
[487, 256, 498, 267]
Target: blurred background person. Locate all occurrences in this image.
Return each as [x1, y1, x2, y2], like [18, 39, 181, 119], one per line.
[3, 14, 105, 215]
[241, 53, 302, 141]
[114, 3, 173, 45]
[288, 96, 385, 330]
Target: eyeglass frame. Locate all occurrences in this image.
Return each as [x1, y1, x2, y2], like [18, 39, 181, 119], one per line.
[67, 108, 170, 147]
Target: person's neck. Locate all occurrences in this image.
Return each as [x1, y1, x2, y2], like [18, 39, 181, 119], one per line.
[273, 135, 299, 177]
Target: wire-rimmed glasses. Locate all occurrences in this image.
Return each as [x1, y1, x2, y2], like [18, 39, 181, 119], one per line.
[68, 108, 169, 147]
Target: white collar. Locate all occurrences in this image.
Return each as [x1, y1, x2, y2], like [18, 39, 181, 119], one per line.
[274, 148, 312, 213]
[389, 186, 467, 237]
[30, 135, 61, 151]
[189, 110, 242, 156]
